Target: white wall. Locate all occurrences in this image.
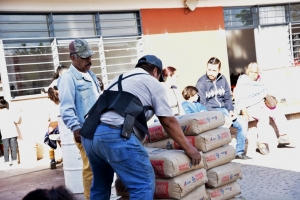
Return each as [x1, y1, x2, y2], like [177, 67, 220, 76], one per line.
[143, 30, 230, 94]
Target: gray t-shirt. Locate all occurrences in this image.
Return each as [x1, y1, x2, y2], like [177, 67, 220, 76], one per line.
[100, 68, 173, 141]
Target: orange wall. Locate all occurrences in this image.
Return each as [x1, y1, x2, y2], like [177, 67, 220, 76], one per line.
[141, 7, 224, 35]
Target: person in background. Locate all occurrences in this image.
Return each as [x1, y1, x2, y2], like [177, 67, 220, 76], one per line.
[96, 77, 104, 92]
[46, 87, 62, 169]
[234, 62, 290, 155]
[45, 65, 69, 91]
[45, 65, 69, 169]
[0, 99, 21, 167]
[22, 185, 75, 200]
[162, 66, 185, 116]
[181, 86, 208, 114]
[58, 39, 101, 200]
[196, 57, 250, 160]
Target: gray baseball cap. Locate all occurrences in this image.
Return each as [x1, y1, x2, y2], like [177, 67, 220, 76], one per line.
[136, 55, 164, 82]
[69, 39, 94, 58]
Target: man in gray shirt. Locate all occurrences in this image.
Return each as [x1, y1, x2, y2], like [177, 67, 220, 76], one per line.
[80, 55, 201, 200]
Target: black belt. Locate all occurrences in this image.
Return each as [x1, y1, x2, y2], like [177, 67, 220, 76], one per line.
[100, 122, 123, 129]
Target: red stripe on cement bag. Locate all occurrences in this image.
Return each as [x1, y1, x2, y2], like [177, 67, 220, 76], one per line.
[206, 162, 242, 188]
[154, 184, 208, 200]
[146, 147, 204, 178]
[147, 125, 168, 143]
[154, 168, 207, 199]
[144, 127, 231, 153]
[202, 145, 236, 170]
[146, 111, 225, 143]
[206, 181, 241, 200]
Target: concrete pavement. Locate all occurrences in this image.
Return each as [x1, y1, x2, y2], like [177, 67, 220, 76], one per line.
[0, 117, 299, 200]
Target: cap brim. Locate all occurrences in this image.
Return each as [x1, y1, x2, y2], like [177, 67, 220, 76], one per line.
[78, 50, 95, 58]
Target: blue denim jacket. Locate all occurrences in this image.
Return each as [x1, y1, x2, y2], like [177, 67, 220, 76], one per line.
[58, 64, 100, 132]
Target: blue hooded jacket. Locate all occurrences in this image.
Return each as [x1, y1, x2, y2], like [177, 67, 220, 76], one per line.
[195, 73, 234, 112]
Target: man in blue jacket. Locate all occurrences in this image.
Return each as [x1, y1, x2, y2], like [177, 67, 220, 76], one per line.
[58, 38, 101, 199]
[196, 57, 250, 160]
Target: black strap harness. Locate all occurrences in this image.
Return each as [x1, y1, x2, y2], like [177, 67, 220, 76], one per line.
[79, 73, 153, 139]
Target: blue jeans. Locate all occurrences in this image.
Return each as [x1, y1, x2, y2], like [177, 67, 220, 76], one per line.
[82, 124, 155, 200]
[2, 137, 18, 163]
[216, 108, 247, 155]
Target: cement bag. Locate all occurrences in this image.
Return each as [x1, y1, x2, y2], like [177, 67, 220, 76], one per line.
[202, 145, 235, 170]
[177, 111, 225, 135]
[155, 168, 207, 199]
[206, 162, 242, 188]
[154, 184, 208, 200]
[146, 111, 225, 143]
[206, 181, 241, 200]
[147, 123, 169, 143]
[146, 147, 204, 178]
[115, 169, 207, 200]
[144, 127, 231, 153]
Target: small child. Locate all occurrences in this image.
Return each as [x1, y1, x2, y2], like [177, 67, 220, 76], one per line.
[0, 99, 21, 167]
[182, 86, 208, 114]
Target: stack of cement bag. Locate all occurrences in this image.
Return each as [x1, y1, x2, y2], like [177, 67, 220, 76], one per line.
[115, 111, 242, 200]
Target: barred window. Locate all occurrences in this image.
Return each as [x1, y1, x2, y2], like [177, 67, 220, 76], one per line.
[0, 15, 49, 38]
[290, 4, 300, 23]
[259, 6, 288, 26]
[223, 7, 256, 29]
[52, 14, 96, 38]
[0, 12, 142, 99]
[1, 41, 54, 97]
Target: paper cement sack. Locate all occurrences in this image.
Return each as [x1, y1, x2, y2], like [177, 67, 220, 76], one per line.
[154, 168, 207, 199]
[206, 162, 242, 188]
[146, 111, 225, 143]
[202, 145, 235, 170]
[115, 169, 207, 200]
[144, 127, 231, 153]
[146, 147, 204, 178]
[206, 181, 241, 200]
[177, 111, 225, 136]
[154, 184, 208, 200]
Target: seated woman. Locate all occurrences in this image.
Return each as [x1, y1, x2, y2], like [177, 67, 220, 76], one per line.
[234, 62, 290, 155]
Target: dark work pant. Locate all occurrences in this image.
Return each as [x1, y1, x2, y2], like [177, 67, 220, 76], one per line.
[2, 137, 18, 163]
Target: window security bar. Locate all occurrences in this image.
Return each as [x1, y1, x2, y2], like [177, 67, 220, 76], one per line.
[107, 70, 128, 75]
[4, 53, 53, 58]
[9, 78, 52, 84]
[3, 45, 52, 49]
[104, 47, 137, 52]
[103, 36, 142, 40]
[7, 70, 54, 75]
[105, 55, 137, 60]
[0, 29, 49, 33]
[6, 61, 54, 67]
[106, 62, 135, 67]
[10, 86, 47, 92]
[103, 40, 139, 44]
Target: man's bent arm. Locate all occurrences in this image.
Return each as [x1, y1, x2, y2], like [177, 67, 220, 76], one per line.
[158, 116, 201, 165]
